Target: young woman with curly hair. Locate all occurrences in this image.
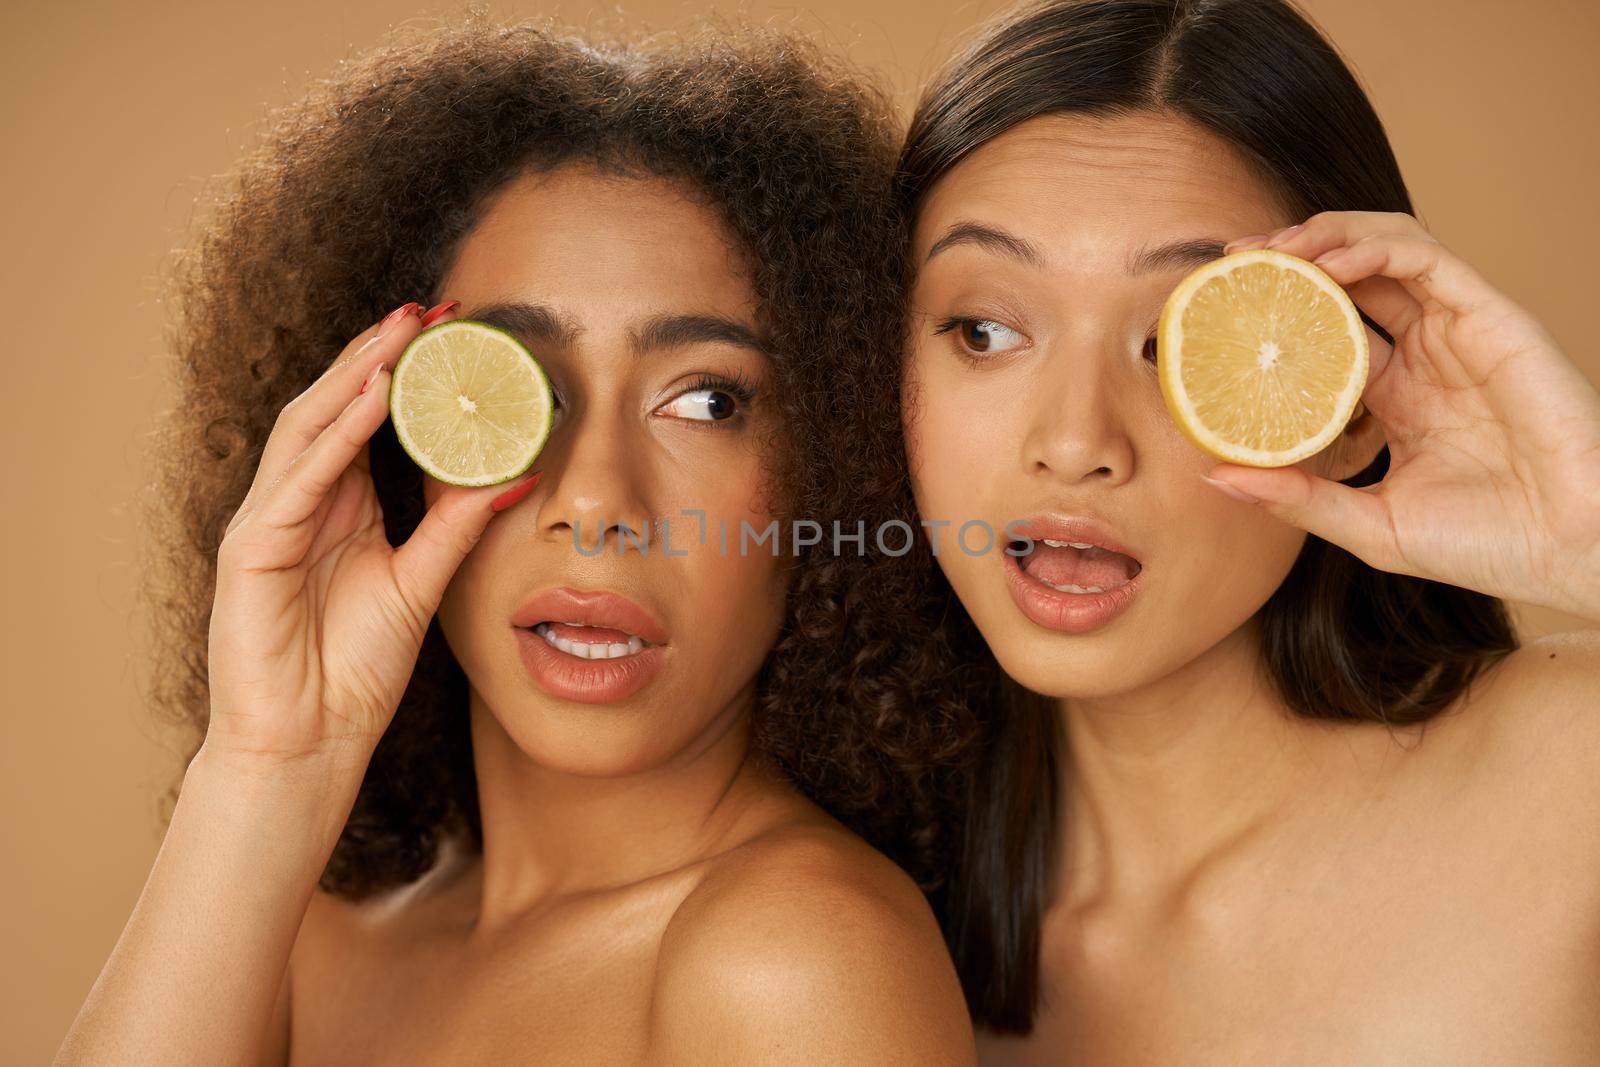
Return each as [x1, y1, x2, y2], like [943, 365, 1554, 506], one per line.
[890, 0, 1600, 1060]
[56, 16, 977, 1066]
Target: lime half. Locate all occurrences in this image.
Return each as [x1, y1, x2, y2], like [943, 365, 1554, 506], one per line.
[389, 319, 553, 487]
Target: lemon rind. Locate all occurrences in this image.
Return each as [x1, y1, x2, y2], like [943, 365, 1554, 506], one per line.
[1157, 247, 1369, 469]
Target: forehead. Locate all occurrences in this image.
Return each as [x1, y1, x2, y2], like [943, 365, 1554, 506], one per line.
[914, 112, 1295, 271]
[442, 164, 757, 319]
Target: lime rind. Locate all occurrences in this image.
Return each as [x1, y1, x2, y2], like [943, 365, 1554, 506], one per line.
[1157, 248, 1368, 468]
[388, 319, 554, 487]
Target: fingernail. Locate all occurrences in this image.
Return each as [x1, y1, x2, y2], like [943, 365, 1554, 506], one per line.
[1265, 224, 1304, 248]
[378, 301, 422, 335]
[1313, 248, 1349, 267]
[360, 361, 387, 394]
[1225, 233, 1268, 253]
[419, 300, 461, 328]
[490, 471, 543, 513]
[1202, 475, 1259, 503]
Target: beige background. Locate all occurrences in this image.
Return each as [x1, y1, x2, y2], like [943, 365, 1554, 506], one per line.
[4, 0, 1596, 1058]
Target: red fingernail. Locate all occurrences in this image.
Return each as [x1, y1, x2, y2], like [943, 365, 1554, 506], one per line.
[360, 361, 387, 394]
[379, 301, 422, 333]
[419, 300, 461, 328]
[490, 471, 543, 512]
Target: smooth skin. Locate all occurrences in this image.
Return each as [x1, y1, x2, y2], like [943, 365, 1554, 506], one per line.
[57, 165, 974, 1067]
[904, 112, 1600, 1065]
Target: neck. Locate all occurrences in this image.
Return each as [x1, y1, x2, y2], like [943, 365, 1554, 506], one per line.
[465, 680, 774, 927]
[1054, 617, 1321, 902]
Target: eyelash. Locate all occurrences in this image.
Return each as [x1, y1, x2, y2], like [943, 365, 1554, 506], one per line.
[548, 371, 758, 411]
[932, 316, 1024, 362]
[663, 370, 760, 427]
[685, 370, 758, 405]
[933, 317, 1162, 365]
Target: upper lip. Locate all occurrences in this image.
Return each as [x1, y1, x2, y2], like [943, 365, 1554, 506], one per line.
[510, 587, 670, 645]
[1007, 514, 1142, 563]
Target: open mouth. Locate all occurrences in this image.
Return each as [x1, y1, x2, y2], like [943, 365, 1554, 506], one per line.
[510, 587, 670, 703]
[1001, 519, 1145, 635]
[526, 622, 652, 660]
[1010, 537, 1143, 594]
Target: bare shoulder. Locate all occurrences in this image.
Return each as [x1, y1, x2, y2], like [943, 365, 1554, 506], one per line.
[1439, 629, 1600, 811]
[1458, 629, 1600, 745]
[647, 821, 976, 1066]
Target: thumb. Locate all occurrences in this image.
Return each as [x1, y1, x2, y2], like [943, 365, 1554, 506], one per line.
[1202, 464, 1398, 569]
[390, 471, 541, 618]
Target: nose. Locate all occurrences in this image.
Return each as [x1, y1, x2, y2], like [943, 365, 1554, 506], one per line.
[532, 401, 653, 554]
[1019, 336, 1136, 486]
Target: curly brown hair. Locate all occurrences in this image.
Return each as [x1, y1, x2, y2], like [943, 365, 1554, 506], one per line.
[139, 13, 978, 900]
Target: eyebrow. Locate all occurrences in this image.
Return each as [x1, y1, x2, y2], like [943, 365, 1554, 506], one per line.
[470, 301, 766, 357]
[632, 314, 767, 356]
[924, 222, 1044, 267]
[1126, 238, 1227, 275]
[472, 301, 581, 348]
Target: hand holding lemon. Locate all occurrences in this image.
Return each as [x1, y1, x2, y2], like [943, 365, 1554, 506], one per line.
[1164, 211, 1600, 620]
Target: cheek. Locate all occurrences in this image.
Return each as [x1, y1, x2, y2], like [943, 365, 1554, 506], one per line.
[902, 347, 1000, 518]
[665, 459, 788, 650]
[1162, 460, 1308, 625]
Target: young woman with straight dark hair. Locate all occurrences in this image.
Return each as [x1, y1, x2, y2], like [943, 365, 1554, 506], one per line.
[892, 0, 1600, 1059]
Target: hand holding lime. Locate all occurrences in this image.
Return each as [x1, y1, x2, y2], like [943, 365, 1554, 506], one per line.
[389, 319, 555, 486]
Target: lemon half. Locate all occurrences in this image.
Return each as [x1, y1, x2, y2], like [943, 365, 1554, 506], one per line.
[1158, 248, 1368, 468]
[389, 319, 553, 487]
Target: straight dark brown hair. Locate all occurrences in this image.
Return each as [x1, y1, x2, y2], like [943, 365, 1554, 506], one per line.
[895, 0, 1520, 1034]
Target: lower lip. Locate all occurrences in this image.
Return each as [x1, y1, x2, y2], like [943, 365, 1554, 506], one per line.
[1002, 548, 1142, 634]
[514, 627, 666, 704]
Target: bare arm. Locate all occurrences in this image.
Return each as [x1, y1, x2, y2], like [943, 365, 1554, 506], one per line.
[53, 745, 363, 1066]
[56, 301, 507, 1065]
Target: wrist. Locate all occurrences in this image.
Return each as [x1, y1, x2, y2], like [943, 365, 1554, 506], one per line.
[190, 733, 374, 786]
[182, 738, 372, 856]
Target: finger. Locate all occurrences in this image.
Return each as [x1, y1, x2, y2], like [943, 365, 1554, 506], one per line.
[1311, 234, 1493, 318]
[389, 474, 539, 620]
[241, 302, 425, 517]
[1345, 275, 1422, 338]
[1201, 464, 1401, 572]
[1222, 232, 1270, 253]
[1260, 210, 1428, 262]
[417, 299, 462, 329]
[246, 361, 396, 541]
[1360, 321, 1395, 398]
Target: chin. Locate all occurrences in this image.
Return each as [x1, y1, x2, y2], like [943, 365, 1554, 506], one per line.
[985, 632, 1159, 701]
[480, 698, 692, 780]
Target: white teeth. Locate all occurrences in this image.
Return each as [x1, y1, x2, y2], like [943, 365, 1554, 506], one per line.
[532, 623, 647, 660]
[1043, 582, 1108, 594]
[1041, 539, 1097, 550]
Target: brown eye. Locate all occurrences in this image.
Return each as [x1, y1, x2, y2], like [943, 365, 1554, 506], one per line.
[1143, 337, 1159, 363]
[939, 318, 1025, 355]
[662, 387, 739, 422]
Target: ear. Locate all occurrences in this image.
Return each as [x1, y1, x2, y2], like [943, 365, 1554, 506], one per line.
[1311, 400, 1386, 482]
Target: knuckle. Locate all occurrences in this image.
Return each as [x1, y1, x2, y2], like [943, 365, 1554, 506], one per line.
[216, 527, 256, 567]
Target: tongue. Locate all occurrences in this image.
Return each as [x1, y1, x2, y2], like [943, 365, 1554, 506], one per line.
[547, 622, 635, 644]
[1022, 543, 1138, 588]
